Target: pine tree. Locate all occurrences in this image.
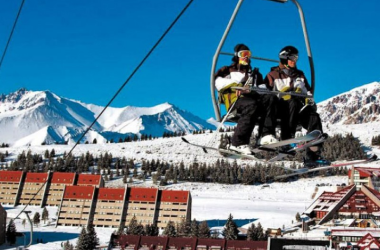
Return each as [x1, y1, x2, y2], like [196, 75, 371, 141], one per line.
[33, 212, 41, 227]
[63, 240, 74, 250]
[222, 214, 239, 240]
[76, 227, 90, 250]
[246, 223, 256, 241]
[190, 219, 199, 238]
[6, 219, 17, 245]
[87, 222, 99, 249]
[127, 215, 139, 235]
[42, 207, 49, 224]
[162, 221, 176, 237]
[295, 212, 301, 222]
[198, 221, 211, 238]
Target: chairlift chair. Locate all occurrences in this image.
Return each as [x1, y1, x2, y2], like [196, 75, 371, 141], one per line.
[210, 0, 315, 122]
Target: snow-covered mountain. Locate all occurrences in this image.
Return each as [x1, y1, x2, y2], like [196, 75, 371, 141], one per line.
[0, 88, 215, 146]
[318, 81, 380, 125]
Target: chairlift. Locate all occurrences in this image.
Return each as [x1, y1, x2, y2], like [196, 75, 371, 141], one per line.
[210, 0, 315, 122]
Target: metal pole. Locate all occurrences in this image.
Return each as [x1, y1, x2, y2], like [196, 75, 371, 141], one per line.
[23, 211, 33, 248]
[210, 0, 244, 121]
[290, 0, 315, 94]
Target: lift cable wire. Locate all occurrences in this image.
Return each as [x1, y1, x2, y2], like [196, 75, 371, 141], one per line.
[14, 0, 194, 220]
[0, 0, 26, 73]
[66, 0, 194, 158]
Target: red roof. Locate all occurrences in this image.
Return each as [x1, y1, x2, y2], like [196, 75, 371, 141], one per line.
[77, 174, 101, 185]
[63, 185, 95, 199]
[0, 171, 23, 183]
[160, 190, 189, 203]
[129, 187, 157, 202]
[51, 172, 75, 184]
[98, 188, 125, 201]
[25, 172, 48, 183]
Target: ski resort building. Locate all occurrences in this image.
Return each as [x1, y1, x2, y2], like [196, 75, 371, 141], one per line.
[18, 172, 49, 207]
[0, 204, 6, 245]
[124, 187, 158, 226]
[57, 185, 96, 227]
[0, 170, 24, 206]
[45, 172, 76, 206]
[93, 187, 127, 228]
[349, 166, 380, 191]
[76, 173, 104, 188]
[156, 190, 191, 229]
[305, 184, 380, 225]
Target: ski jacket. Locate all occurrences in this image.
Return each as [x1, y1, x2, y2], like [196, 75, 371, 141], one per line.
[264, 64, 311, 94]
[214, 63, 263, 111]
[215, 63, 263, 91]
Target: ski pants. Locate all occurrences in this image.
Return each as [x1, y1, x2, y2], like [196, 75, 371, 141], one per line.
[278, 98, 323, 140]
[231, 95, 277, 146]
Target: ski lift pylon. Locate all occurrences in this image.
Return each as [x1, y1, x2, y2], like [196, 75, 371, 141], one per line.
[210, 0, 315, 122]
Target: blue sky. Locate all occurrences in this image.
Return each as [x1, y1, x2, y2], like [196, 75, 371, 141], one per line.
[0, 0, 379, 120]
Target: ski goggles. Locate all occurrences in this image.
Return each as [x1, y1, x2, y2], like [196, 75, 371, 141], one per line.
[237, 50, 252, 58]
[288, 55, 298, 62]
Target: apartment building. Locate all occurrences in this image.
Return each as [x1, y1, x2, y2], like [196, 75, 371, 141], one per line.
[57, 185, 96, 227]
[0, 170, 24, 206]
[77, 174, 104, 188]
[156, 190, 191, 229]
[0, 204, 6, 245]
[45, 172, 76, 206]
[18, 172, 49, 207]
[125, 187, 158, 226]
[93, 187, 126, 228]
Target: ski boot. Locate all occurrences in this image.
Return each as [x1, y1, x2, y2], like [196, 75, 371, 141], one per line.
[303, 147, 330, 168]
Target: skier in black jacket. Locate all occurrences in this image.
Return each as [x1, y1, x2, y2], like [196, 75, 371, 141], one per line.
[215, 44, 278, 155]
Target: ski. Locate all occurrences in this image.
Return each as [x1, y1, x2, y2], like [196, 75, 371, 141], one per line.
[180, 137, 263, 161]
[181, 130, 323, 163]
[274, 154, 378, 180]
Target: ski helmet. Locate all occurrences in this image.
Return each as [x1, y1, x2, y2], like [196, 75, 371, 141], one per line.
[279, 46, 299, 65]
[234, 44, 250, 56]
[233, 44, 250, 65]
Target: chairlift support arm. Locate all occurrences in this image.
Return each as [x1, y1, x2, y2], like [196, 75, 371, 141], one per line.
[211, 0, 315, 121]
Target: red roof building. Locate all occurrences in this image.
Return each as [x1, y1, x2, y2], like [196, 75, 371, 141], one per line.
[0, 171, 24, 205]
[77, 174, 104, 187]
[57, 185, 96, 227]
[19, 172, 49, 206]
[349, 166, 380, 192]
[124, 187, 158, 226]
[93, 188, 126, 228]
[45, 172, 76, 206]
[157, 190, 191, 229]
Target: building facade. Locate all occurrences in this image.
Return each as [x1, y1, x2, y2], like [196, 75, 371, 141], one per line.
[45, 172, 76, 206]
[0, 171, 24, 206]
[57, 185, 96, 227]
[156, 190, 191, 229]
[18, 172, 49, 207]
[93, 187, 126, 228]
[125, 187, 158, 226]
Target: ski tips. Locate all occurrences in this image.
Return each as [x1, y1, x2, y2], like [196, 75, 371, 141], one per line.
[181, 137, 189, 143]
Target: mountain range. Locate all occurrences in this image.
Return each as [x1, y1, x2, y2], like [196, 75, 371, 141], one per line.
[0, 88, 215, 146]
[0, 81, 379, 147]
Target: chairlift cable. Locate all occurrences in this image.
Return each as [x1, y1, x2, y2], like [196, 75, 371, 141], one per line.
[0, 0, 26, 73]
[13, 0, 194, 219]
[66, 0, 194, 157]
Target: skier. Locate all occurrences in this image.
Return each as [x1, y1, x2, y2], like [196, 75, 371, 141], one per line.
[215, 44, 278, 155]
[263, 45, 327, 166]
